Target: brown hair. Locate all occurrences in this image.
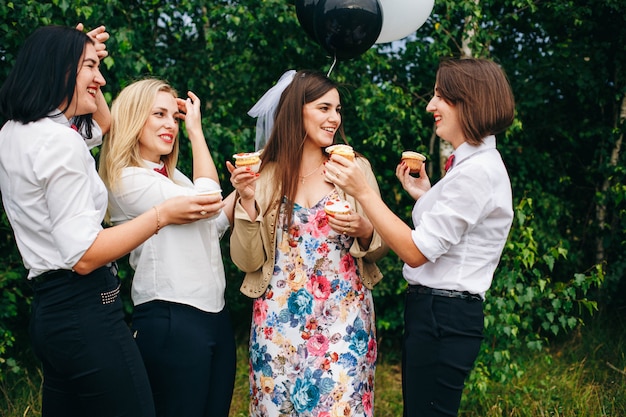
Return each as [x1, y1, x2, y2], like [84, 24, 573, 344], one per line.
[259, 70, 346, 223]
[435, 58, 515, 145]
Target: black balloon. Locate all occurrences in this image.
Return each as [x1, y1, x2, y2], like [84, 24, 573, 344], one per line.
[313, 0, 382, 60]
[295, 0, 320, 42]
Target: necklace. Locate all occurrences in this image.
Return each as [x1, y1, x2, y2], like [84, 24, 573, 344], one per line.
[299, 160, 324, 184]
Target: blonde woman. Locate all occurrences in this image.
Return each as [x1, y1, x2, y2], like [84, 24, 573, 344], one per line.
[99, 79, 236, 417]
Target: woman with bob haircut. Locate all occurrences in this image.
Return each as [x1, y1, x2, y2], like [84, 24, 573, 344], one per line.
[99, 78, 236, 417]
[228, 69, 388, 416]
[325, 57, 516, 416]
[0, 25, 222, 417]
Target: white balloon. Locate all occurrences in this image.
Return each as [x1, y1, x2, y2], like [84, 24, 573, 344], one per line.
[375, 0, 435, 44]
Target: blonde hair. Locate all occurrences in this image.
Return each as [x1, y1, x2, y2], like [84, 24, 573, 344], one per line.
[99, 79, 179, 192]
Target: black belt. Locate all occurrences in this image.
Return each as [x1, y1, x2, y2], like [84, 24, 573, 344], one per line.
[407, 284, 482, 302]
[32, 263, 118, 284]
[32, 269, 73, 283]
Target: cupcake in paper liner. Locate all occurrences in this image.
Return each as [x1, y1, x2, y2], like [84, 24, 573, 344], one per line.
[233, 151, 262, 173]
[401, 151, 426, 173]
[325, 144, 355, 161]
[324, 198, 351, 216]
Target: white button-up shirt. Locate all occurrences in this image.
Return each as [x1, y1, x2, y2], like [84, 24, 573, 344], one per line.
[0, 113, 107, 278]
[107, 162, 230, 313]
[404, 136, 513, 298]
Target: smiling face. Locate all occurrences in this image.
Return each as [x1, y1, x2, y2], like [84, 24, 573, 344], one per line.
[62, 43, 106, 119]
[426, 85, 465, 149]
[302, 88, 341, 148]
[138, 91, 180, 163]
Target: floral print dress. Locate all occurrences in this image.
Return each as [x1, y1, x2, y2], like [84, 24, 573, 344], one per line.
[249, 192, 377, 417]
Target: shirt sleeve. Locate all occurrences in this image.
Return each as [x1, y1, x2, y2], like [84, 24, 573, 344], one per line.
[34, 131, 103, 266]
[193, 176, 229, 237]
[111, 168, 204, 219]
[212, 210, 231, 239]
[412, 167, 493, 262]
[230, 197, 265, 272]
[194, 177, 222, 194]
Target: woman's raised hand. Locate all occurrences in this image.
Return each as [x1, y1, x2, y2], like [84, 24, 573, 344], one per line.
[226, 161, 258, 201]
[176, 91, 203, 139]
[76, 23, 110, 60]
[395, 160, 431, 201]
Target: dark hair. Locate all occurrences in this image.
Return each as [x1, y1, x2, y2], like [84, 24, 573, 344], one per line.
[261, 69, 345, 221]
[0, 25, 92, 124]
[436, 58, 516, 145]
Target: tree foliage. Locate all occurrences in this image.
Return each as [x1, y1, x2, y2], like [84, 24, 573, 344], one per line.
[0, 1, 622, 402]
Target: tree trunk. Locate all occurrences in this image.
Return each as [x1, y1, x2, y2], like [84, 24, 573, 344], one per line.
[595, 93, 626, 263]
[461, 0, 479, 59]
[439, 0, 480, 175]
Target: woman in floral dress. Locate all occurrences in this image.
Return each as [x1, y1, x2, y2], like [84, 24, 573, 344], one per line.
[228, 70, 388, 416]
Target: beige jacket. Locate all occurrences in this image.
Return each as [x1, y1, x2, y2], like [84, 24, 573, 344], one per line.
[231, 157, 388, 298]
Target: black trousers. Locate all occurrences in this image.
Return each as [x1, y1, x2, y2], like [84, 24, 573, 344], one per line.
[29, 267, 155, 417]
[402, 290, 484, 417]
[131, 300, 236, 417]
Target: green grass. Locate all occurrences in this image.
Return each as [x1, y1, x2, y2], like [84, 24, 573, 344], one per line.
[0, 367, 42, 417]
[460, 309, 626, 416]
[1, 312, 624, 417]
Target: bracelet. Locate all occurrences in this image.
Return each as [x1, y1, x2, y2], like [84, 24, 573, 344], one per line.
[153, 206, 161, 234]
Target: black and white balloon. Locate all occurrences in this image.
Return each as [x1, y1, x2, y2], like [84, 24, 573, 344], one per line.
[296, 0, 382, 60]
[295, 0, 434, 59]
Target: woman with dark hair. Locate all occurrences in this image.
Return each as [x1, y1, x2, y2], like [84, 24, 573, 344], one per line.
[71, 24, 111, 147]
[0, 25, 222, 417]
[228, 70, 388, 416]
[325, 58, 516, 416]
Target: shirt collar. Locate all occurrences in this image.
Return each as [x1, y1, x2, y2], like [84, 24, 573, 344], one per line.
[453, 135, 496, 165]
[47, 110, 105, 150]
[47, 109, 71, 127]
[143, 159, 164, 169]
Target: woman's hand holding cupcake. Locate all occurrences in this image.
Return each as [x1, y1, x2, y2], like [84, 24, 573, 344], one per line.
[226, 161, 258, 197]
[396, 158, 431, 201]
[226, 158, 260, 220]
[324, 152, 366, 197]
[324, 199, 374, 242]
[329, 210, 374, 241]
[323, 157, 374, 247]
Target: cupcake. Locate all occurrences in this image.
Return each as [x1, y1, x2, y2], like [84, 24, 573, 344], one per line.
[324, 198, 351, 216]
[401, 151, 426, 173]
[233, 151, 262, 173]
[325, 144, 355, 161]
[195, 187, 223, 219]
